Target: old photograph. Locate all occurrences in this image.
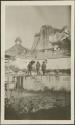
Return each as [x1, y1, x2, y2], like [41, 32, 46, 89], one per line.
[1, 1, 74, 124]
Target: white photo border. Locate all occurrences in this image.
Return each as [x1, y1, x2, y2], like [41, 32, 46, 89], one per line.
[1, 1, 74, 124]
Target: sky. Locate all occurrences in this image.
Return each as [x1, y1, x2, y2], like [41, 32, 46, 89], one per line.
[5, 6, 71, 50]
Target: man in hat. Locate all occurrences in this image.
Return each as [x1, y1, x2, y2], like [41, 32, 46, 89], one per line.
[27, 62, 32, 75]
[41, 61, 46, 75]
[36, 61, 40, 75]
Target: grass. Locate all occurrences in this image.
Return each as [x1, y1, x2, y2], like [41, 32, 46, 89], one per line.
[5, 90, 71, 120]
[5, 105, 71, 120]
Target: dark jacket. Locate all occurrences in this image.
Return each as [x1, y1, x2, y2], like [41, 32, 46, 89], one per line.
[42, 62, 46, 71]
[36, 62, 40, 70]
[27, 62, 32, 71]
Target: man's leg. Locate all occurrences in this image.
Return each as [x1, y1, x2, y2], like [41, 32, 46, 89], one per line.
[36, 69, 38, 75]
[43, 70, 44, 75]
[30, 70, 31, 75]
[37, 69, 39, 75]
[43, 70, 45, 75]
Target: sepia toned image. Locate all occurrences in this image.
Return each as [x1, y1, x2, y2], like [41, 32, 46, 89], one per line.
[1, 1, 74, 124]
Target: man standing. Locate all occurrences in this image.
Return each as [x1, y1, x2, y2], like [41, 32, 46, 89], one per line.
[27, 62, 32, 75]
[36, 61, 40, 75]
[42, 61, 46, 75]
